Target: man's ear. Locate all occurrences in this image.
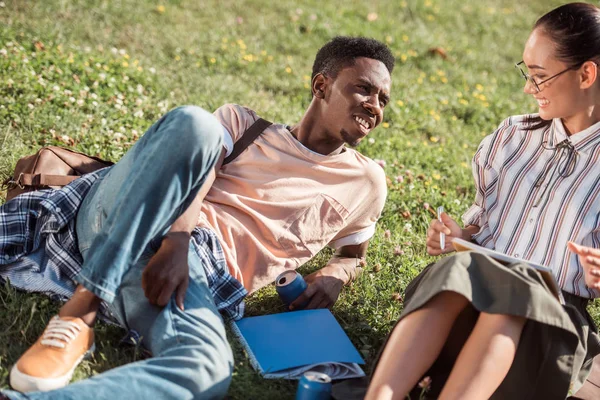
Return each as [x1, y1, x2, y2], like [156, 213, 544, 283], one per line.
[312, 73, 328, 99]
[580, 60, 598, 89]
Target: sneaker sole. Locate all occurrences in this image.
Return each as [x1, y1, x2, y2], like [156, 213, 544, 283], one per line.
[9, 343, 95, 393]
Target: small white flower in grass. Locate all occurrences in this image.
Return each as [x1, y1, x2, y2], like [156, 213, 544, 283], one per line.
[110, 47, 118, 55]
[99, 73, 106, 80]
[0, 49, 7, 56]
[114, 103, 122, 110]
[134, 110, 144, 118]
[69, 97, 76, 103]
[101, 118, 107, 126]
[55, 116, 61, 120]
[27, 103, 34, 109]
[35, 98, 42, 103]
[22, 57, 29, 63]
[118, 49, 126, 55]
[454, 199, 461, 205]
[374, 159, 386, 168]
[92, 101, 98, 107]
[395, 175, 404, 183]
[404, 223, 412, 232]
[149, 67, 156, 74]
[64, 89, 72, 96]
[423, 202, 430, 210]
[393, 246, 404, 256]
[0, 2, 6, 8]
[368, 138, 375, 144]
[77, 99, 84, 106]
[418, 376, 432, 390]
[136, 84, 144, 94]
[49, 129, 56, 135]
[90, 93, 98, 99]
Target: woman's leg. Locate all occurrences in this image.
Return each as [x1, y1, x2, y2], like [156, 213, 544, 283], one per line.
[365, 291, 469, 400]
[439, 313, 526, 400]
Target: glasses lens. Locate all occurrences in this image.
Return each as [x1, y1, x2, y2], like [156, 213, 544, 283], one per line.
[528, 76, 540, 92]
[516, 63, 540, 92]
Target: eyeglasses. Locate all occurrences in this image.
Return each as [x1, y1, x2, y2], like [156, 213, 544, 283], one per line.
[515, 61, 581, 93]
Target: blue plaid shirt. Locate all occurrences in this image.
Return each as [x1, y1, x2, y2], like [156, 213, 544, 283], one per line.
[0, 170, 247, 322]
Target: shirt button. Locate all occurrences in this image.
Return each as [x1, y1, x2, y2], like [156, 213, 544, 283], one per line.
[55, 207, 61, 213]
[514, 253, 520, 258]
[529, 218, 534, 223]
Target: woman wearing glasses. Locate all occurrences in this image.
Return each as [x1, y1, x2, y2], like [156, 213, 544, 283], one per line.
[359, 3, 600, 400]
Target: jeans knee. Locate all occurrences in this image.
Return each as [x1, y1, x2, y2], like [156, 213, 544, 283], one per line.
[186, 339, 233, 399]
[167, 105, 223, 159]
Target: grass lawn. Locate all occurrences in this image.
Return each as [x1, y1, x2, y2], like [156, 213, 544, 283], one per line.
[1, 0, 597, 399]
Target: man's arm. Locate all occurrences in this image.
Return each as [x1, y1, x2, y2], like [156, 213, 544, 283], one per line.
[289, 240, 369, 310]
[142, 150, 226, 310]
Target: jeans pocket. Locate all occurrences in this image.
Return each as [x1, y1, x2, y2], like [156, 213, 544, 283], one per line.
[278, 193, 348, 259]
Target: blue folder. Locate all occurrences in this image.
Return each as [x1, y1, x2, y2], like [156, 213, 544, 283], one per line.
[232, 309, 365, 379]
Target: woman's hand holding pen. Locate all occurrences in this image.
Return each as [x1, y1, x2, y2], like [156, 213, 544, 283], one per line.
[568, 242, 600, 290]
[426, 212, 463, 256]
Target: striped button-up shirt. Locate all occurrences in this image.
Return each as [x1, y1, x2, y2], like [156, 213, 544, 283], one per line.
[0, 170, 247, 321]
[463, 114, 600, 298]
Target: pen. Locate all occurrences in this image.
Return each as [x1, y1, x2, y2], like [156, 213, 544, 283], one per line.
[437, 206, 445, 251]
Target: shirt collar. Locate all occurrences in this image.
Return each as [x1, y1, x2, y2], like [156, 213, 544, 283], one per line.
[551, 118, 600, 151]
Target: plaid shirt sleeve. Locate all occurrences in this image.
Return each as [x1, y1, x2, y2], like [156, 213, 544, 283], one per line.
[0, 168, 246, 322]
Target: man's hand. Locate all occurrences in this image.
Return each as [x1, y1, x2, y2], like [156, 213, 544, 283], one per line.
[568, 242, 600, 290]
[289, 265, 344, 310]
[142, 233, 190, 310]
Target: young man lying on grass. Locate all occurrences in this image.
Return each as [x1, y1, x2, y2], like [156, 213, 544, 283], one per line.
[0, 36, 393, 400]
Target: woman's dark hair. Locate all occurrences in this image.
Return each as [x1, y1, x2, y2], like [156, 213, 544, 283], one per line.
[526, 2, 600, 130]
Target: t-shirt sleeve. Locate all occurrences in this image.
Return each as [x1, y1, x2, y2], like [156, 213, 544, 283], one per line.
[213, 104, 260, 157]
[462, 119, 509, 247]
[329, 160, 387, 248]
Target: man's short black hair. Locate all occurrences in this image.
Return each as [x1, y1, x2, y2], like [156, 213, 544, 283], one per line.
[311, 36, 395, 82]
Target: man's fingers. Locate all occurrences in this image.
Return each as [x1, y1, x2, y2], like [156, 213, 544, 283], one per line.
[305, 292, 326, 310]
[289, 286, 315, 310]
[156, 285, 175, 307]
[176, 277, 189, 311]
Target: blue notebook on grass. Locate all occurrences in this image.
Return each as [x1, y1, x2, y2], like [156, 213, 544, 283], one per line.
[231, 309, 365, 379]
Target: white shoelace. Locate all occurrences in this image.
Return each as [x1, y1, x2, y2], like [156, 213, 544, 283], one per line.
[40, 317, 82, 349]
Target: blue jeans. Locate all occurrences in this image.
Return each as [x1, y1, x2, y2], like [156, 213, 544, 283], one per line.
[4, 106, 232, 400]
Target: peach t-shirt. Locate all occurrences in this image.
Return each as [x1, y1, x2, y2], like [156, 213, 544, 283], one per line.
[198, 104, 387, 293]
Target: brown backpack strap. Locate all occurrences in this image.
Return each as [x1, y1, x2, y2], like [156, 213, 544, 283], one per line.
[17, 173, 79, 187]
[223, 118, 272, 165]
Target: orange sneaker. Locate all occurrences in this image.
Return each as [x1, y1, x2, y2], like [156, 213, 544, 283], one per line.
[10, 315, 95, 392]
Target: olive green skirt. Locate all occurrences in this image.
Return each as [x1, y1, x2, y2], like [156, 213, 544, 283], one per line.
[333, 252, 600, 400]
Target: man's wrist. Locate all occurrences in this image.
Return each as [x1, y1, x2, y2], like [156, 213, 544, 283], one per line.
[164, 231, 192, 247]
[327, 257, 363, 284]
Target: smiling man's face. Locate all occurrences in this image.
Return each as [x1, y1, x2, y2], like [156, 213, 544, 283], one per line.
[319, 57, 392, 147]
